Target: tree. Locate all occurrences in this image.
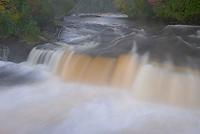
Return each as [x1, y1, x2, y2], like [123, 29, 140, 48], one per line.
[114, 0, 155, 18]
[153, 0, 200, 23]
[0, 0, 12, 14]
[0, 0, 74, 42]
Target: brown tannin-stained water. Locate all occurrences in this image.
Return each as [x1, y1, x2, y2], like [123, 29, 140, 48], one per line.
[1, 13, 200, 134]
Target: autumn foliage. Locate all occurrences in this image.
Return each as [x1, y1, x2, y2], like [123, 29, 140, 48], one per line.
[0, 0, 74, 42]
[153, 0, 200, 23]
[114, 0, 200, 24]
[114, 0, 155, 18]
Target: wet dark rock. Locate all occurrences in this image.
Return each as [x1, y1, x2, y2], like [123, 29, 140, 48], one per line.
[0, 38, 37, 63]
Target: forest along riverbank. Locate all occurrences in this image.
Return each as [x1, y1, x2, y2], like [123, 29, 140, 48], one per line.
[1, 14, 200, 134]
[0, 22, 59, 63]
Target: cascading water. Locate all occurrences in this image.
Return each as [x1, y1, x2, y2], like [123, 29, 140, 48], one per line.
[1, 14, 200, 134]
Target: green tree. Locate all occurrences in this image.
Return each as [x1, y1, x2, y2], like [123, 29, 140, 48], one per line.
[114, 0, 155, 18]
[153, 0, 200, 23]
[0, 0, 74, 42]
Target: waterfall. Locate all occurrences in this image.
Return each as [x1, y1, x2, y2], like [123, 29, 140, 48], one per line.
[27, 44, 200, 109]
[1, 14, 200, 134]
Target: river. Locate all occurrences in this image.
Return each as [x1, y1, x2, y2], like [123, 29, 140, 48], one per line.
[0, 13, 200, 134]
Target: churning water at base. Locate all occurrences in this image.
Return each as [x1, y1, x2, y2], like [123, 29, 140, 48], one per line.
[1, 61, 200, 134]
[1, 14, 200, 134]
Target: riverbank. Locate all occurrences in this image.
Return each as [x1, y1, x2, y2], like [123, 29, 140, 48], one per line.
[0, 22, 58, 63]
[0, 38, 37, 63]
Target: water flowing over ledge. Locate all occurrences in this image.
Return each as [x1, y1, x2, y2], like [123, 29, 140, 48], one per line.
[1, 14, 200, 134]
[27, 44, 200, 109]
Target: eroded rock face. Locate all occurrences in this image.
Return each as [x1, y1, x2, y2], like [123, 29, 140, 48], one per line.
[0, 38, 36, 63]
[0, 45, 9, 61]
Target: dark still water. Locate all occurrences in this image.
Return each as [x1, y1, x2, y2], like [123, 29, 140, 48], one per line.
[1, 13, 200, 134]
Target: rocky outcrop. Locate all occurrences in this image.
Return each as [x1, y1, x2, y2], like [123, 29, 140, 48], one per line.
[0, 38, 37, 63]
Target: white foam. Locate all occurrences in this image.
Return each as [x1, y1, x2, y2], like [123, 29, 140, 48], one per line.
[0, 60, 200, 134]
[75, 13, 128, 18]
[0, 75, 200, 134]
[197, 30, 200, 36]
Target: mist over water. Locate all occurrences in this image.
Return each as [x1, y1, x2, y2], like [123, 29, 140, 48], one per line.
[1, 14, 200, 134]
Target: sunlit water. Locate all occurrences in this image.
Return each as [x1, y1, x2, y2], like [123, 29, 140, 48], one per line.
[1, 14, 200, 134]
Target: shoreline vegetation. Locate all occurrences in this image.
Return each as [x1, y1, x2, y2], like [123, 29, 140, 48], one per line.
[0, 0, 74, 62]
[114, 0, 200, 25]
[0, 0, 199, 62]
[0, 0, 74, 42]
